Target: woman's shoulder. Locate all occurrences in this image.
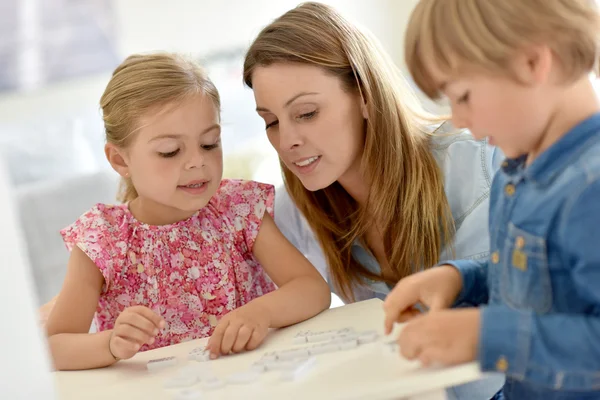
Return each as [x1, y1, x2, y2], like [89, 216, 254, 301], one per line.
[428, 121, 500, 187]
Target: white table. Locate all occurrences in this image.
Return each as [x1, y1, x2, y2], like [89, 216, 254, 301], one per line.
[54, 299, 484, 400]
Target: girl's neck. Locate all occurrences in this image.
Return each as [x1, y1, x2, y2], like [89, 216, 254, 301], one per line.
[128, 197, 197, 226]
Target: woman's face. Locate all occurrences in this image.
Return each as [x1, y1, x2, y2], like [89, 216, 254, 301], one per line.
[251, 62, 368, 191]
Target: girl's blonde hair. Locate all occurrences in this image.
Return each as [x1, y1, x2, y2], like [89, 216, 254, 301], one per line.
[243, 2, 454, 302]
[100, 53, 221, 203]
[405, 0, 600, 99]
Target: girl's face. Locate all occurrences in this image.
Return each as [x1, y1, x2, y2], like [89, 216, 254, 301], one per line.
[107, 94, 223, 223]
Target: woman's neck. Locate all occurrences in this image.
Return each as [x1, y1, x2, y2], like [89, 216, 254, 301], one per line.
[337, 160, 369, 206]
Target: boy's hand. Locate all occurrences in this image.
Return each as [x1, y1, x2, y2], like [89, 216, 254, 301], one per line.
[383, 265, 463, 334]
[109, 306, 165, 360]
[206, 302, 271, 359]
[398, 308, 480, 366]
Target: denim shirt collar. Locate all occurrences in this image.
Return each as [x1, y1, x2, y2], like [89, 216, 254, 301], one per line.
[502, 113, 600, 186]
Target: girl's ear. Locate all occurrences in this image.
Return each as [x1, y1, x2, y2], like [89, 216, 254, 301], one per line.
[105, 143, 130, 178]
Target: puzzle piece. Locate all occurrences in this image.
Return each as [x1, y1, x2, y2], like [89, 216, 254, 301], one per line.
[188, 347, 210, 362]
[147, 356, 177, 371]
[280, 357, 317, 381]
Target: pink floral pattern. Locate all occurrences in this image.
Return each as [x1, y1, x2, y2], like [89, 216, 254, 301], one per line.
[61, 179, 276, 351]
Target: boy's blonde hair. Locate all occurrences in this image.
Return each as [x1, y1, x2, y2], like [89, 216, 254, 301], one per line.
[405, 0, 600, 99]
[244, 2, 453, 301]
[100, 53, 221, 203]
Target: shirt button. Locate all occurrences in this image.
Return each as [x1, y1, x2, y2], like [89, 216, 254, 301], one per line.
[505, 184, 516, 196]
[501, 161, 509, 168]
[496, 356, 509, 372]
[515, 236, 525, 249]
[491, 251, 500, 264]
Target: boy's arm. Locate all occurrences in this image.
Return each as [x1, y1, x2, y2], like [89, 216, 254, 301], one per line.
[478, 179, 600, 390]
[443, 259, 490, 306]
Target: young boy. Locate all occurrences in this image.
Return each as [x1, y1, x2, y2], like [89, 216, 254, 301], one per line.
[383, 1, 600, 399]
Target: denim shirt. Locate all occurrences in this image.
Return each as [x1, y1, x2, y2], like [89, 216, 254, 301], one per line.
[274, 122, 505, 400]
[448, 114, 600, 400]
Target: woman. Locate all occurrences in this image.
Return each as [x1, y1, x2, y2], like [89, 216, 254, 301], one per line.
[243, 2, 504, 399]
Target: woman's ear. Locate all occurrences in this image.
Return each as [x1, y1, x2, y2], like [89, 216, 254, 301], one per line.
[105, 143, 130, 178]
[360, 98, 369, 120]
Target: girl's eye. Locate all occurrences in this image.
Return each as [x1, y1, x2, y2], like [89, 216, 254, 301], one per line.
[159, 149, 180, 158]
[201, 143, 220, 150]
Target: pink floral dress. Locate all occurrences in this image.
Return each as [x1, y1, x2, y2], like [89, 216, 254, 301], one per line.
[61, 179, 276, 351]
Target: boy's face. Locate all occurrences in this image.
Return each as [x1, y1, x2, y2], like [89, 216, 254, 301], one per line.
[430, 58, 555, 160]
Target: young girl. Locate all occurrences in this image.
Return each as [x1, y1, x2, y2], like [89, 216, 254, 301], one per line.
[45, 53, 330, 371]
[385, 1, 600, 399]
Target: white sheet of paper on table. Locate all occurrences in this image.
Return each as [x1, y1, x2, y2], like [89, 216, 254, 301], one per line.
[227, 370, 261, 385]
[202, 376, 226, 391]
[174, 389, 203, 400]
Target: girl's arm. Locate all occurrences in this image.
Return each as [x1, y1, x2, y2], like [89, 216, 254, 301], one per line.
[250, 212, 331, 327]
[45, 246, 116, 370]
[206, 212, 330, 357]
[47, 246, 164, 371]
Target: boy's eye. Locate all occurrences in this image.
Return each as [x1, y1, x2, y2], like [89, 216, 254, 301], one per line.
[159, 149, 180, 158]
[457, 91, 470, 104]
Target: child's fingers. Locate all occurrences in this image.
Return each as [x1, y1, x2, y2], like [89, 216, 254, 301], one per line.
[418, 346, 444, 367]
[111, 335, 140, 358]
[207, 320, 229, 359]
[383, 286, 419, 335]
[245, 328, 265, 351]
[396, 306, 423, 323]
[120, 312, 160, 337]
[116, 324, 155, 346]
[219, 321, 242, 355]
[231, 325, 254, 353]
[131, 306, 165, 329]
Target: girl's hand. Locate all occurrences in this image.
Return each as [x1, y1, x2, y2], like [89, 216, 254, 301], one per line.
[109, 306, 165, 360]
[206, 302, 271, 359]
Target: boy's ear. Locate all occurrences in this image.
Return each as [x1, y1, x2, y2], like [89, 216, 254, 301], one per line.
[515, 45, 553, 85]
[105, 143, 130, 178]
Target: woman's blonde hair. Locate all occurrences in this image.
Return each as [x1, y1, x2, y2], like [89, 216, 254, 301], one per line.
[405, 0, 600, 99]
[100, 52, 221, 203]
[243, 2, 454, 302]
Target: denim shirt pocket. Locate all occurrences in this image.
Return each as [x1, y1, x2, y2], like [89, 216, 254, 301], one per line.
[500, 223, 553, 313]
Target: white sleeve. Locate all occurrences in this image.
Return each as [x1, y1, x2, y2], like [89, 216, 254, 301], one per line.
[273, 185, 329, 282]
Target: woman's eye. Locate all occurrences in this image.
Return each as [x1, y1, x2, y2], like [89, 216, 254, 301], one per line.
[298, 111, 317, 120]
[265, 120, 279, 130]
